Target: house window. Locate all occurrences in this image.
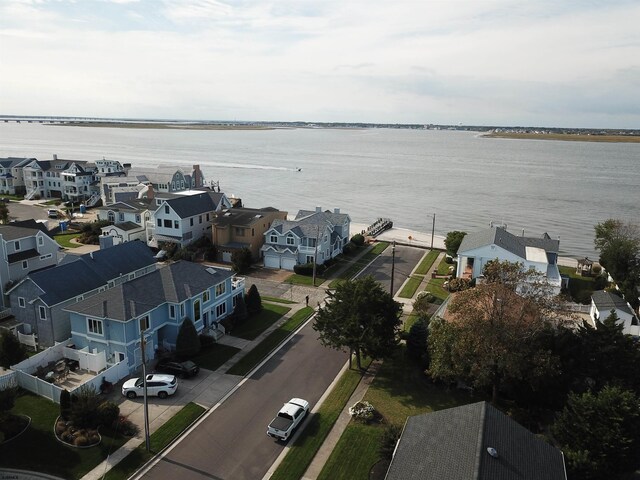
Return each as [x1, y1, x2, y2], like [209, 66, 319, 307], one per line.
[324, 235, 327, 242]
[14, 241, 20, 251]
[233, 295, 239, 308]
[157, 218, 162, 227]
[270, 235, 278, 243]
[206, 213, 210, 221]
[199, 215, 202, 224]
[203, 290, 210, 303]
[38, 236, 44, 246]
[76, 295, 84, 302]
[307, 238, 316, 247]
[174, 220, 179, 229]
[235, 227, 245, 236]
[190, 218, 194, 226]
[18, 297, 25, 308]
[286, 235, 295, 245]
[22, 260, 28, 269]
[163, 219, 172, 228]
[180, 303, 185, 317]
[39, 254, 52, 260]
[306, 255, 314, 263]
[194, 299, 201, 322]
[169, 304, 176, 319]
[38, 306, 46, 320]
[252, 228, 255, 237]
[165, 205, 169, 214]
[216, 303, 226, 318]
[215, 282, 226, 296]
[119, 213, 125, 222]
[139, 315, 150, 332]
[88, 318, 103, 335]
[136, 214, 141, 223]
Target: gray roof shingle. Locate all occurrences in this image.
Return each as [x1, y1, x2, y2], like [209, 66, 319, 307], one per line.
[165, 191, 226, 218]
[386, 402, 566, 480]
[592, 290, 634, 316]
[458, 227, 559, 258]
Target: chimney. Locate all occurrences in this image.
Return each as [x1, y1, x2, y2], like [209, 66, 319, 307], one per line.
[147, 184, 154, 200]
[102, 300, 108, 317]
[334, 208, 340, 214]
[53, 154, 57, 160]
[315, 206, 322, 213]
[192, 165, 202, 188]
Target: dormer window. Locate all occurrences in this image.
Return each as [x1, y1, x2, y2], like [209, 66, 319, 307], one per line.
[270, 235, 278, 243]
[286, 235, 295, 245]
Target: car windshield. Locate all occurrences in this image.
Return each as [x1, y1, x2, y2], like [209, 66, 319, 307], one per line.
[182, 361, 196, 369]
[277, 412, 293, 420]
[135, 378, 144, 388]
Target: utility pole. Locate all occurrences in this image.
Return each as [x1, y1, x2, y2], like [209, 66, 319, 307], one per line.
[312, 224, 320, 287]
[431, 213, 436, 250]
[140, 330, 150, 452]
[390, 240, 396, 295]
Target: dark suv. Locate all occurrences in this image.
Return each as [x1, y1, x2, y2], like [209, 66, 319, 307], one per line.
[155, 359, 200, 378]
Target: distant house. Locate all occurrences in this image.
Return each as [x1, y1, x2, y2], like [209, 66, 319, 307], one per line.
[261, 207, 350, 270]
[7, 241, 157, 347]
[455, 225, 562, 295]
[148, 190, 232, 248]
[65, 261, 243, 371]
[96, 198, 155, 246]
[0, 222, 60, 306]
[212, 206, 288, 262]
[385, 401, 567, 480]
[590, 290, 639, 336]
[0, 157, 32, 195]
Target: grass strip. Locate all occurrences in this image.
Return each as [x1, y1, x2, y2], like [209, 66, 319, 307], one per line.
[436, 256, 451, 275]
[284, 274, 327, 286]
[226, 307, 314, 376]
[328, 242, 390, 289]
[270, 360, 372, 480]
[192, 343, 241, 371]
[231, 303, 290, 340]
[54, 233, 81, 248]
[425, 278, 449, 301]
[414, 250, 439, 275]
[398, 276, 422, 299]
[262, 296, 298, 304]
[103, 403, 205, 480]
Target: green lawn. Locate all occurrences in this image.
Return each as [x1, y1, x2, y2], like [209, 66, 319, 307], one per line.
[559, 265, 596, 303]
[328, 242, 389, 289]
[436, 256, 452, 275]
[191, 343, 241, 371]
[103, 402, 205, 480]
[270, 361, 372, 480]
[398, 275, 422, 299]
[426, 278, 449, 301]
[226, 307, 314, 376]
[54, 232, 81, 248]
[262, 296, 298, 304]
[230, 303, 291, 340]
[414, 250, 439, 275]
[1, 391, 130, 479]
[317, 349, 479, 480]
[403, 313, 420, 332]
[284, 273, 327, 286]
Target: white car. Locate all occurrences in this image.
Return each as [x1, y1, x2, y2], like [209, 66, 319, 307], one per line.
[267, 398, 310, 441]
[122, 374, 178, 399]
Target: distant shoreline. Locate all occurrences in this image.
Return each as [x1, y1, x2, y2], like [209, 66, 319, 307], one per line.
[48, 122, 279, 131]
[483, 132, 640, 143]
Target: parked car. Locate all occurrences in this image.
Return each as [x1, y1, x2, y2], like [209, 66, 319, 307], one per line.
[121, 374, 178, 399]
[155, 359, 199, 378]
[47, 209, 59, 218]
[267, 398, 309, 441]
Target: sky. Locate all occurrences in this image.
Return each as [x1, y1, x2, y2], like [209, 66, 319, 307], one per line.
[1, 0, 639, 128]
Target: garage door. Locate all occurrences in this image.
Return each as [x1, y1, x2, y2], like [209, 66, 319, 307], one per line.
[281, 257, 297, 271]
[264, 255, 280, 269]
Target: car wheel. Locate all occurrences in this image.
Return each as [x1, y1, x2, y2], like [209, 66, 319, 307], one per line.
[126, 391, 137, 399]
[158, 391, 168, 399]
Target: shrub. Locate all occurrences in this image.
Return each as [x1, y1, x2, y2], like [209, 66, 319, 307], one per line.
[592, 265, 602, 275]
[176, 317, 201, 359]
[594, 274, 609, 290]
[293, 262, 326, 276]
[70, 385, 100, 429]
[351, 233, 365, 246]
[379, 424, 402, 460]
[232, 295, 248, 326]
[342, 242, 355, 255]
[74, 435, 89, 447]
[96, 401, 120, 427]
[0, 330, 28, 368]
[245, 284, 263, 315]
[348, 401, 376, 423]
[55, 420, 66, 435]
[60, 389, 72, 420]
[231, 247, 253, 274]
[448, 277, 471, 292]
[113, 415, 139, 437]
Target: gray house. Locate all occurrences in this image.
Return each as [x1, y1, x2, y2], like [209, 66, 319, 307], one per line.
[385, 401, 566, 480]
[0, 221, 60, 306]
[7, 241, 157, 347]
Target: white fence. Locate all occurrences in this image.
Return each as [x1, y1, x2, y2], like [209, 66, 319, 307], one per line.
[0, 371, 17, 390]
[15, 369, 64, 403]
[17, 331, 38, 350]
[561, 302, 591, 313]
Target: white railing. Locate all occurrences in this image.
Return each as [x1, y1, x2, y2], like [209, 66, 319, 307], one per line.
[561, 302, 591, 313]
[0, 371, 18, 390]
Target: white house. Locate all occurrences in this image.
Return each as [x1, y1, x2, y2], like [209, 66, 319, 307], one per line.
[262, 207, 350, 270]
[97, 199, 154, 246]
[455, 225, 562, 295]
[590, 290, 639, 336]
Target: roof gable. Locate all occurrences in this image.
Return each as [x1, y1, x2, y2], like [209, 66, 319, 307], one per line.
[458, 227, 559, 259]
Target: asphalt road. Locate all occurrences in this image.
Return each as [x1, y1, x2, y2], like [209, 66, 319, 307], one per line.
[7, 201, 50, 222]
[359, 243, 427, 295]
[140, 321, 348, 480]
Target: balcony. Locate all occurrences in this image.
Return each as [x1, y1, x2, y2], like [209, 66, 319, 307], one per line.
[232, 276, 245, 291]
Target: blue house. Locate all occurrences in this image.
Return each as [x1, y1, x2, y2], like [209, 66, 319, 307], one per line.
[65, 261, 243, 371]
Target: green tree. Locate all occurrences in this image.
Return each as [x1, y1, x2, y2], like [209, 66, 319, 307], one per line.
[412, 291, 434, 319]
[59, 389, 72, 420]
[245, 284, 263, 315]
[444, 230, 466, 256]
[175, 317, 201, 359]
[313, 276, 402, 370]
[232, 294, 248, 326]
[0, 202, 9, 224]
[406, 318, 429, 368]
[351, 233, 365, 246]
[0, 330, 28, 368]
[552, 386, 640, 479]
[70, 385, 101, 429]
[231, 247, 253, 274]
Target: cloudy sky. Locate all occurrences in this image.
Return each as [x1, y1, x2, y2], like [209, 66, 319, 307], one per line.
[1, 0, 639, 128]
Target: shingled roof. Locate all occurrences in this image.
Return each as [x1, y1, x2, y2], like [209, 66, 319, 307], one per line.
[592, 290, 635, 316]
[386, 402, 566, 480]
[458, 227, 559, 258]
[165, 191, 226, 218]
[65, 261, 233, 320]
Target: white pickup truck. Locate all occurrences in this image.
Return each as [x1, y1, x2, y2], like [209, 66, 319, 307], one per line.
[267, 398, 310, 441]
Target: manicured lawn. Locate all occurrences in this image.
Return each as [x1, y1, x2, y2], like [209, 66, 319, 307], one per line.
[191, 343, 241, 371]
[426, 278, 449, 301]
[317, 349, 479, 480]
[270, 360, 372, 480]
[226, 307, 314, 376]
[559, 265, 596, 303]
[230, 303, 291, 340]
[403, 313, 420, 332]
[2, 391, 130, 479]
[436, 256, 452, 275]
[262, 296, 298, 304]
[103, 402, 205, 480]
[414, 250, 439, 275]
[398, 275, 422, 298]
[54, 232, 82, 248]
[284, 273, 327, 286]
[328, 242, 389, 289]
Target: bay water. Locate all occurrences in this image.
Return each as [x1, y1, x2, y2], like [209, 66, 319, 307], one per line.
[1, 123, 638, 258]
